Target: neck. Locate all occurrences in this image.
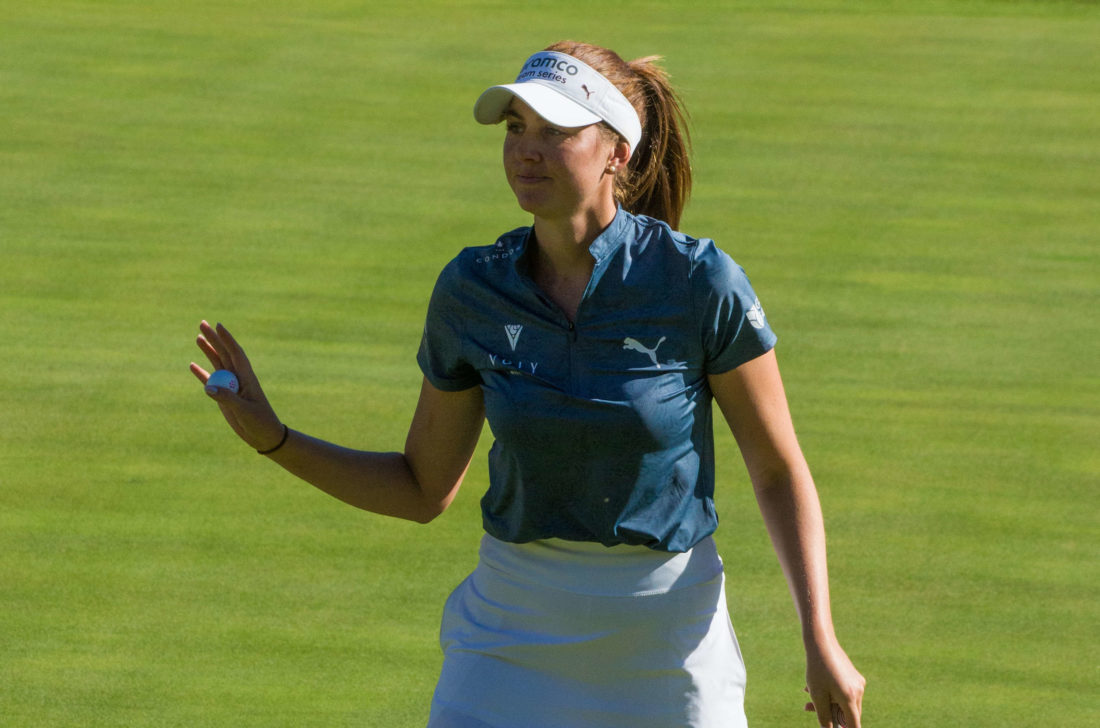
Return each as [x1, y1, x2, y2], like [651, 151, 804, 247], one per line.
[525, 202, 617, 322]
[530, 200, 617, 275]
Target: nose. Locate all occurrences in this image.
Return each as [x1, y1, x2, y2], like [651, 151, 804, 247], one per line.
[507, 130, 541, 163]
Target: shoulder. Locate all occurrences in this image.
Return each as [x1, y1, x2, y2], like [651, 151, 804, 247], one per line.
[621, 211, 700, 257]
[690, 238, 750, 292]
[621, 212, 746, 285]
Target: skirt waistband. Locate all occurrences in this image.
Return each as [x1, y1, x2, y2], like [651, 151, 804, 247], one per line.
[476, 533, 723, 597]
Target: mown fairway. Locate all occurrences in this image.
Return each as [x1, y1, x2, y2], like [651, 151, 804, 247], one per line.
[1, 1, 1096, 725]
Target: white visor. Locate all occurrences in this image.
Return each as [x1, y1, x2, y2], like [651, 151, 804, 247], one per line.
[473, 51, 642, 152]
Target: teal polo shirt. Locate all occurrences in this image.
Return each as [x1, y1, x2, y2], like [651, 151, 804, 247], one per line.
[417, 209, 777, 552]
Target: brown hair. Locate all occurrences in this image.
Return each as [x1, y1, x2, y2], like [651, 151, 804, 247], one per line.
[545, 40, 693, 229]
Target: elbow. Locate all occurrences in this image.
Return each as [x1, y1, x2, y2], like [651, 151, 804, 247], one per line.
[413, 504, 445, 524]
[410, 493, 455, 524]
[404, 459, 465, 524]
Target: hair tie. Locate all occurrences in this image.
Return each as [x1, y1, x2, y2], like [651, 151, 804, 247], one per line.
[257, 424, 290, 455]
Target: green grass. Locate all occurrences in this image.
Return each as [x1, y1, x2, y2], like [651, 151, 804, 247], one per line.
[2, 1, 1097, 725]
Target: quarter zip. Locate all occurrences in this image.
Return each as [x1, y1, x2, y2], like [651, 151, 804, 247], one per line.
[567, 320, 579, 393]
[513, 223, 624, 398]
[518, 275, 581, 394]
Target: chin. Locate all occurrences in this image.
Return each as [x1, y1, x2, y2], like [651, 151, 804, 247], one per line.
[511, 192, 550, 217]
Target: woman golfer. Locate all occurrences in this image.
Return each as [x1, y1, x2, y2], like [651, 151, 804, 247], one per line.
[192, 41, 865, 728]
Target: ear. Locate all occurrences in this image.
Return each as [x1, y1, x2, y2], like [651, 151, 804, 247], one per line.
[609, 139, 631, 168]
[604, 139, 632, 177]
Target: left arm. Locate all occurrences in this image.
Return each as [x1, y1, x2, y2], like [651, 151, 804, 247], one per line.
[710, 349, 865, 728]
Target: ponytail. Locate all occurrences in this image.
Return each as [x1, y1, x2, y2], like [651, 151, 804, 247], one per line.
[622, 56, 692, 229]
[545, 41, 693, 229]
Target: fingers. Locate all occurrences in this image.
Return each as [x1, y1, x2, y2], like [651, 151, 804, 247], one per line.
[213, 321, 245, 361]
[833, 671, 865, 728]
[216, 322, 264, 388]
[197, 320, 262, 390]
[190, 361, 211, 384]
[197, 320, 232, 371]
[203, 381, 243, 404]
[839, 692, 863, 728]
[802, 683, 829, 727]
[195, 335, 223, 372]
[191, 361, 240, 403]
[194, 322, 241, 397]
[804, 686, 856, 728]
[805, 703, 846, 728]
[803, 693, 862, 728]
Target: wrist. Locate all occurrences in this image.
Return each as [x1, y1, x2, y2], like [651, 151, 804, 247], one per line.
[802, 618, 838, 650]
[257, 424, 290, 455]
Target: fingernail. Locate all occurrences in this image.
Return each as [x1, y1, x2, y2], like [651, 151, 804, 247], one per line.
[205, 385, 218, 396]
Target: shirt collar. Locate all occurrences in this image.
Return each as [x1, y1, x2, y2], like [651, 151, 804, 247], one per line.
[514, 206, 633, 274]
[587, 206, 632, 263]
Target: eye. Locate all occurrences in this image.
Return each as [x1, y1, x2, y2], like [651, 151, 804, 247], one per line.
[505, 121, 523, 134]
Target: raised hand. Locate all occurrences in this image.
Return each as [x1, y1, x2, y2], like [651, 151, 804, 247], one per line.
[190, 320, 285, 453]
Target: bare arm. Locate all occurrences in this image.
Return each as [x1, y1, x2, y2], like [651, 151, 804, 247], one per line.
[261, 379, 483, 522]
[709, 349, 865, 728]
[191, 321, 484, 524]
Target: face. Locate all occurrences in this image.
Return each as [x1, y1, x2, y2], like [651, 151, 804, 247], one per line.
[502, 98, 627, 222]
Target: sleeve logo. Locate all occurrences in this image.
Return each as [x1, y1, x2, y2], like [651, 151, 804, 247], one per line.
[747, 298, 766, 329]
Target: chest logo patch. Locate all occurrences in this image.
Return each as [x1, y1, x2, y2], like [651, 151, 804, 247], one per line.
[505, 324, 524, 351]
[623, 336, 667, 368]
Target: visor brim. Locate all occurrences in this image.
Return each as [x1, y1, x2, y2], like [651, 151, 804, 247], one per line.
[474, 83, 603, 129]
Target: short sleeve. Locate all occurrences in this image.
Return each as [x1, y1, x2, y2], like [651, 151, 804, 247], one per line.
[416, 259, 482, 391]
[691, 240, 777, 374]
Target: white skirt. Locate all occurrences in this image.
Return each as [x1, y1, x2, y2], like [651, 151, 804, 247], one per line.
[427, 534, 748, 728]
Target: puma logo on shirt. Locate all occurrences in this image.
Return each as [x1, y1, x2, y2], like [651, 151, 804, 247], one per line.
[623, 336, 667, 368]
